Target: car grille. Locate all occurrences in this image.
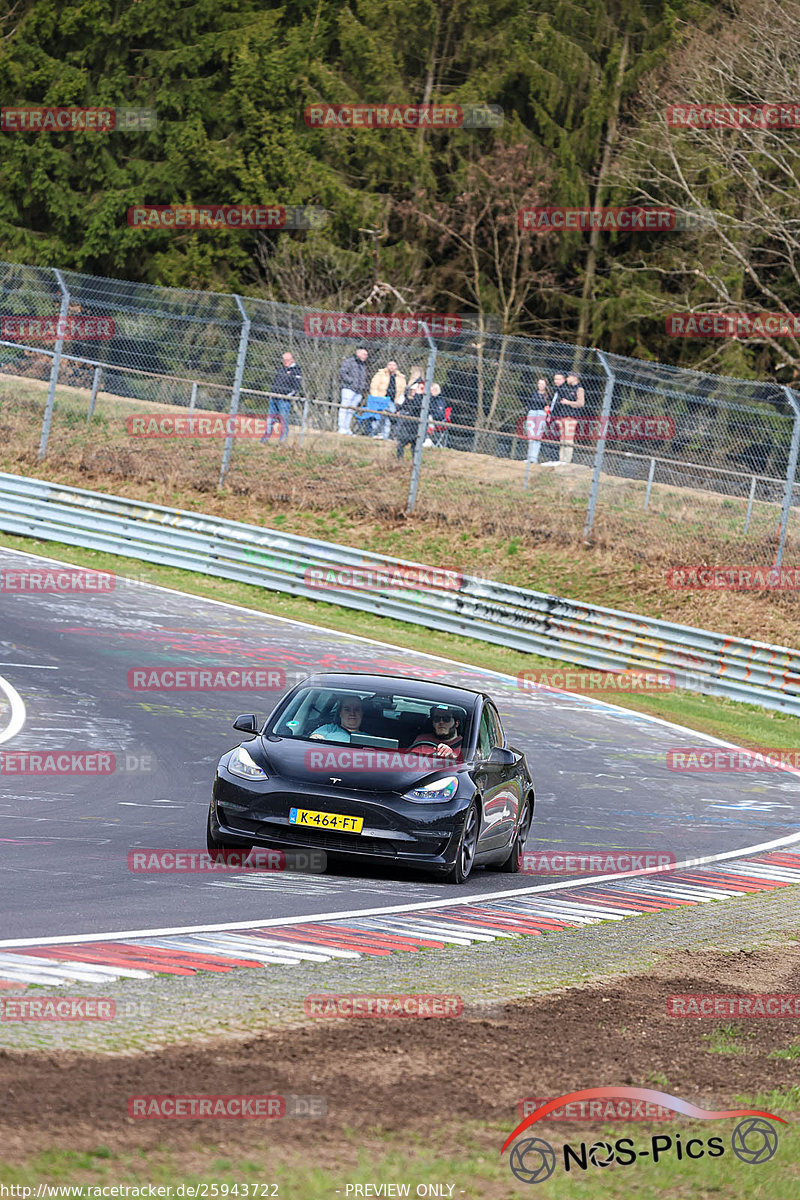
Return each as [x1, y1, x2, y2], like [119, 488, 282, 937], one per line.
[230, 815, 395, 856]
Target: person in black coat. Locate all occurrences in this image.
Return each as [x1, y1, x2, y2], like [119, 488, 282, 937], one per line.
[396, 378, 426, 459]
[262, 351, 302, 443]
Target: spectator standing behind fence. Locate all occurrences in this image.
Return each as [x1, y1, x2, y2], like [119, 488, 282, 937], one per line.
[525, 377, 550, 464]
[368, 359, 407, 439]
[556, 372, 585, 464]
[261, 351, 302, 444]
[396, 378, 426, 460]
[338, 345, 368, 435]
[545, 371, 584, 465]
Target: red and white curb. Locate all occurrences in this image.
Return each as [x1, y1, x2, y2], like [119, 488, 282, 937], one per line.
[1, 850, 799, 986]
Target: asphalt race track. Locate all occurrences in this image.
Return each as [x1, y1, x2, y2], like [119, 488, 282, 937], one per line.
[1, 545, 799, 942]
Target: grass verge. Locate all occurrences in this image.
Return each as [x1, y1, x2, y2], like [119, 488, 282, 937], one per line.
[0, 1116, 796, 1197]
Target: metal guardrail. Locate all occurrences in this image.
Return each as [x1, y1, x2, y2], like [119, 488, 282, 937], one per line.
[0, 471, 798, 715]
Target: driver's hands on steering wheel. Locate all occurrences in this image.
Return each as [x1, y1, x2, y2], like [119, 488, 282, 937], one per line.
[413, 740, 457, 758]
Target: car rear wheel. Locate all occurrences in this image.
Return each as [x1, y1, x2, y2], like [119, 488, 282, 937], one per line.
[206, 809, 252, 864]
[443, 800, 480, 885]
[496, 794, 533, 874]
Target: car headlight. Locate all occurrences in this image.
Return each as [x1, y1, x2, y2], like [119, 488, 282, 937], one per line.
[404, 775, 459, 803]
[228, 745, 268, 780]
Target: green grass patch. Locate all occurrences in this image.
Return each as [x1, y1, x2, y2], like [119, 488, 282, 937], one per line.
[1, 1117, 796, 1197]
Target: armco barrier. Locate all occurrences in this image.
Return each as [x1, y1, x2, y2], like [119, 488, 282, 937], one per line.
[0, 471, 798, 715]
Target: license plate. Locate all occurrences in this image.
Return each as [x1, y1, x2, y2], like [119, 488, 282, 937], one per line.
[289, 807, 363, 834]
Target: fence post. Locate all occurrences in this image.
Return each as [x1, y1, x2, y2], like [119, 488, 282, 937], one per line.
[583, 348, 615, 540]
[218, 296, 251, 489]
[189, 381, 198, 412]
[406, 323, 437, 513]
[86, 366, 103, 423]
[743, 475, 757, 534]
[37, 269, 70, 460]
[775, 386, 800, 572]
[643, 457, 656, 509]
[298, 397, 309, 447]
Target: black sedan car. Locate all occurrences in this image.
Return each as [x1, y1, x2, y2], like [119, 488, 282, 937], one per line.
[207, 671, 534, 884]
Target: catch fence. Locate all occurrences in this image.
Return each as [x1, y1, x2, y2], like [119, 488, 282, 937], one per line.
[0, 261, 797, 567]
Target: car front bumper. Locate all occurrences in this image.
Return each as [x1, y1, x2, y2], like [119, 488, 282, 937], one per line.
[211, 768, 470, 872]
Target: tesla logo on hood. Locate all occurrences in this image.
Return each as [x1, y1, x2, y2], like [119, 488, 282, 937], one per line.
[329, 777, 342, 784]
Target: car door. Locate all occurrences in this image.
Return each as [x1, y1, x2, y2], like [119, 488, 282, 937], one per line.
[485, 702, 523, 846]
[473, 703, 511, 851]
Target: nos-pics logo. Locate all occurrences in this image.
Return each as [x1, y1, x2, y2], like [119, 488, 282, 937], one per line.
[502, 1087, 783, 1184]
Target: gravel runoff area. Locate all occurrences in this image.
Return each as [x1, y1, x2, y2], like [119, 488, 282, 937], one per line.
[2, 882, 799, 1056]
[1, 883, 799, 1198]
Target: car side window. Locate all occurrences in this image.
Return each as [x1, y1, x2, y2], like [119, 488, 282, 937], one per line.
[477, 709, 493, 760]
[487, 704, 505, 748]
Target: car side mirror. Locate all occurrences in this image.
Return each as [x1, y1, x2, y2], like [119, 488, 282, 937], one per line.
[233, 714, 258, 734]
[489, 746, 515, 766]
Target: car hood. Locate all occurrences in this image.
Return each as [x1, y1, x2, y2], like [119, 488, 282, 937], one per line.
[255, 736, 463, 793]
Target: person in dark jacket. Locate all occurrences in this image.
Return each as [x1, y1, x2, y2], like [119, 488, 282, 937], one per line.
[262, 351, 302, 443]
[396, 378, 426, 460]
[338, 346, 368, 435]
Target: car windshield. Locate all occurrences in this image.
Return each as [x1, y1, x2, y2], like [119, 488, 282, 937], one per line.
[268, 686, 470, 751]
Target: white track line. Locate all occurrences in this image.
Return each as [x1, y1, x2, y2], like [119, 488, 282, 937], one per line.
[0, 671, 26, 746]
[0, 540, 799, 952]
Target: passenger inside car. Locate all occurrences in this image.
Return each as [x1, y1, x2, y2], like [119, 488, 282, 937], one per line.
[310, 695, 364, 741]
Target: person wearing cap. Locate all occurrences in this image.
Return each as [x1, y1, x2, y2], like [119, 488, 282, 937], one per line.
[338, 346, 369, 435]
[409, 705, 463, 759]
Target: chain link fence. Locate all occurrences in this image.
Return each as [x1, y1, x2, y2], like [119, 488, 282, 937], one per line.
[0, 260, 797, 568]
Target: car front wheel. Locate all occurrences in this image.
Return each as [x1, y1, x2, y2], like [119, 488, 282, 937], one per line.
[496, 794, 533, 873]
[443, 800, 480, 885]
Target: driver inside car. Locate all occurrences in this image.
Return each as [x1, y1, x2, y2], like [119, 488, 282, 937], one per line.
[310, 695, 363, 742]
[409, 705, 463, 759]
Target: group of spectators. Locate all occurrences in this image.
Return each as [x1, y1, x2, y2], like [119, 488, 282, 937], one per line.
[524, 372, 586, 465]
[337, 347, 453, 458]
[262, 344, 451, 459]
[260, 346, 587, 466]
